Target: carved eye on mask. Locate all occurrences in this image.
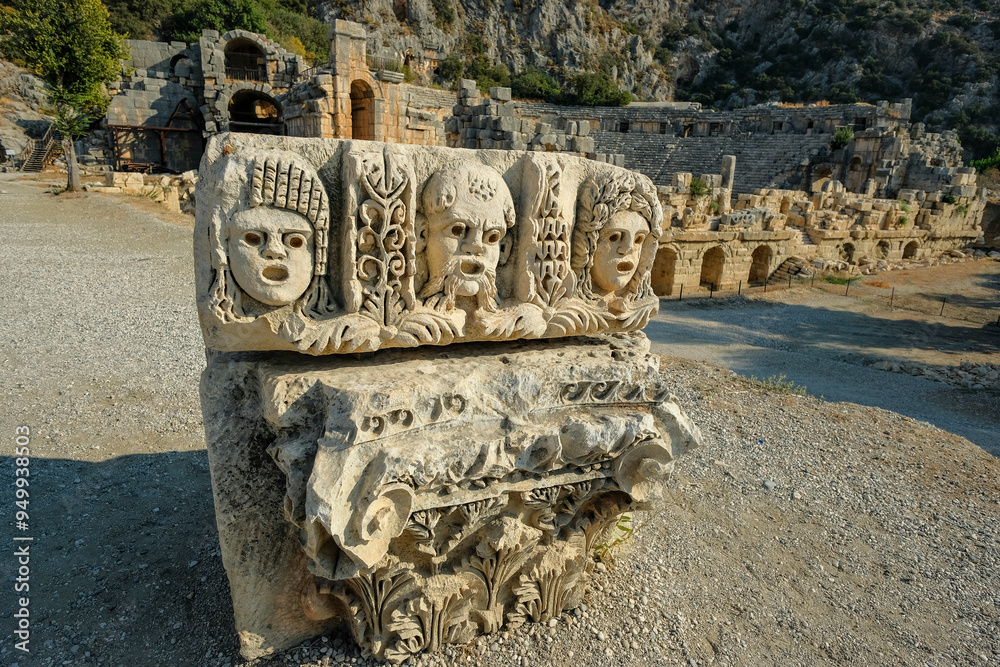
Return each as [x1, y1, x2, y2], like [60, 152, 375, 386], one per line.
[449, 223, 466, 238]
[634, 233, 646, 246]
[285, 233, 306, 249]
[245, 232, 263, 246]
[485, 229, 502, 244]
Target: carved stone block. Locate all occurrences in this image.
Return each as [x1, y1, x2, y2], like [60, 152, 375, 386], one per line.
[195, 134, 664, 355]
[201, 334, 699, 661]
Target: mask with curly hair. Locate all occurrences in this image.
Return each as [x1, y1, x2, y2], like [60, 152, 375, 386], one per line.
[572, 172, 663, 299]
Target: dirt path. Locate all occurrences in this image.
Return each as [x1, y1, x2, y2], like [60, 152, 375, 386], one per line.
[1, 175, 997, 667]
[647, 263, 1000, 458]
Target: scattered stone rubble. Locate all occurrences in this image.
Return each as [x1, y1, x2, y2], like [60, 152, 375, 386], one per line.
[85, 170, 198, 214]
[867, 359, 1000, 391]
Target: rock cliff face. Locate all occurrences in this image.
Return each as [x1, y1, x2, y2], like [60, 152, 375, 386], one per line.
[0, 61, 50, 157]
[318, 0, 999, 158]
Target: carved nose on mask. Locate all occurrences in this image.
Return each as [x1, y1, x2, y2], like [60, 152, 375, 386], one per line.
[262, 239, 286, 259]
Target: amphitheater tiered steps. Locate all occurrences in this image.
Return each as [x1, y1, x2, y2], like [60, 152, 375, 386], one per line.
[592, 132, 830, 192]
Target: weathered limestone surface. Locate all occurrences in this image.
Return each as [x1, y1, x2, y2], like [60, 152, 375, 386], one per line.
[202, 334, 699, 661]
[195, 133, 663, 355]
[197, 136, 699, 662]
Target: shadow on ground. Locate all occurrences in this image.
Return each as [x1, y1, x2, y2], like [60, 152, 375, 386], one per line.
[648, 298, 1000, 458]
[0, 452, 243, 667]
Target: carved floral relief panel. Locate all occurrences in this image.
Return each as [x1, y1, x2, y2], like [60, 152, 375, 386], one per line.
[195, 135, 664, 353]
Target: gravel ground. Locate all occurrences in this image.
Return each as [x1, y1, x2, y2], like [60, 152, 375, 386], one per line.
[1, 175, 998, 667]
[646, 285, 1000, 458]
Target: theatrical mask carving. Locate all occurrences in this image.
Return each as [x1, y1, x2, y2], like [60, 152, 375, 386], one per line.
[207, 151, 331, 322]
[418, 163, 515, 312]
[572, 173, 661, 312]
[227, 207, 314, 306]
[590, 210, 648, 294]
[196, 136, 667, 351]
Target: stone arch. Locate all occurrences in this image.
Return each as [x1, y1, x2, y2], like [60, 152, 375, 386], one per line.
[699, 246, 725, 290]
[902, 240, 919, 260]
[350, 79, 376, 140]
[748, 245, 772, 283]
[169, 51, 194, 78]
[652, 245, 680, 296]
[227, 88, 283, 135]
[840, 242, 856, 264]
[223, 34, 269, 83]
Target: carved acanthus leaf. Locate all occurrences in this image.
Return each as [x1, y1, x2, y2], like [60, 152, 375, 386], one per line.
[334, 558, 414, 658]
[507, 544, 588, 627]
[463, 517, 541, 633]
[384, 576, 476, 663]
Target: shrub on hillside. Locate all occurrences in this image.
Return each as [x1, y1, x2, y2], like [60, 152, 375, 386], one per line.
[562, 72, 632, 107]
[510, 66, 562, 102]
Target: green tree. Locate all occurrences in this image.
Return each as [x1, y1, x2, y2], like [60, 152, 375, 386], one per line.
[563, 72, 632, 107]
[438, 52, 465, 83]
[166, 0, 268, 44]
[0, 0, 128, 112]
[47, 86, 94, 192]
[1, 0, 128, 190]
[511, 66, 562, 102]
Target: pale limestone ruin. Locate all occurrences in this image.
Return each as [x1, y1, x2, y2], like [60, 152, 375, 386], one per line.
[196, 134, 700, 661]
[90, 18, 991, 287]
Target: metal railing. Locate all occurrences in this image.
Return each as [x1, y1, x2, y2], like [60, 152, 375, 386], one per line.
[225, 66, 267, 83]
[19, 124, 60, 172]
[659, 270, 1000, 325]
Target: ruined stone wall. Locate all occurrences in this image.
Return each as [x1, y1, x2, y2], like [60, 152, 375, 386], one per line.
[198, 29, 303, 135]
[644, 153, 985, 295]
[509, 100, 908, 137]
[105, 40, 204, 171]
[590, 131, 832, 191]
[282, 75, 452, 144]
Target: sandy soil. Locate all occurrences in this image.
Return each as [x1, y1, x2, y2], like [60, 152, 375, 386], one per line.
[1, 174, 997, 667]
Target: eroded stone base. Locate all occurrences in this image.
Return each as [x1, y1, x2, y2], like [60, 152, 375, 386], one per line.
[201, 333, 699, 661]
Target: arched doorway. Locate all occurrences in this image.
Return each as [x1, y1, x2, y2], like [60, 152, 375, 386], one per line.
[748, 245, 772, 283]
[652, 247, 677, 296]
[902, 241, 918, 259]
[876, 240, 890, 259]
[225, 38, 266, 82]
[228, 90, 283, 135]
[350, 80, 376, 140]
[840, 243, 856, 264]
[700, 246, 725, 290]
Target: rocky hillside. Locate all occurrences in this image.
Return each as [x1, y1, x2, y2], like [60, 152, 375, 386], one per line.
[319, 0, 1000, 159]
[0, 60, 51, 158]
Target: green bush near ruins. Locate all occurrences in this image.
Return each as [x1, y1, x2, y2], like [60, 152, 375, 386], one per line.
[830, 127, 854, 151]
[689, 176, 709, 197]
[745, 374, 808, 397]
[510, 66, 563, 103]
